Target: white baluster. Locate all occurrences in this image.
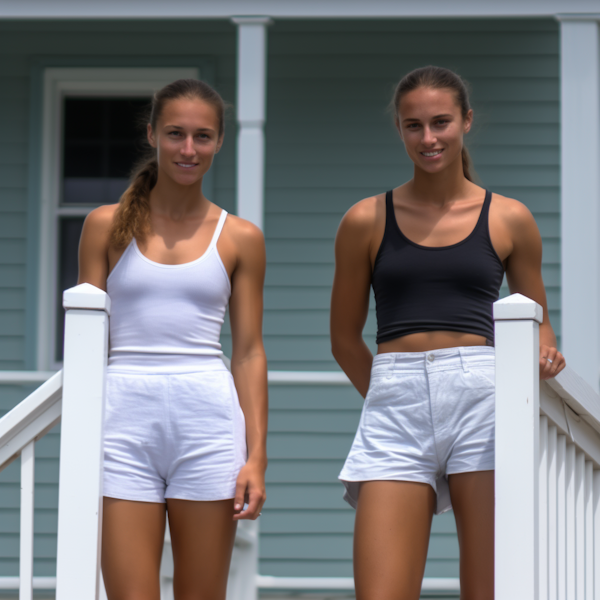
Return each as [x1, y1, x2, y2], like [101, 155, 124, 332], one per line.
[584, 461, 593, 600]
[594, 470, 600, 600]
[540, 415, 549, 599]
[548, 425, 558, 600]
[494, 293, 542, 600]
[557, 434, 567, 600]
[575, 451, 585, 599]
[19, 440, 35, 600]
[566, 444, 576, 599]
[56, 284, 110, 600]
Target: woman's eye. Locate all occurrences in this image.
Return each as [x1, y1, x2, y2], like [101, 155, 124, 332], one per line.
[435, 120, 449, 126]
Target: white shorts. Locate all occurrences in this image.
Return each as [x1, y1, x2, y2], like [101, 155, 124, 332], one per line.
[103, 355, 247, 503]
[339, 346, 495, 514]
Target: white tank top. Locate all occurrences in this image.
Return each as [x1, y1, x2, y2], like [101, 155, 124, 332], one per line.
[107, 210, 230, 365]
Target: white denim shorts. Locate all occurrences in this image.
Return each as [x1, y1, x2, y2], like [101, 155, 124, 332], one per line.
[104, 354, 247, 503]
[339, 346, 495, 514]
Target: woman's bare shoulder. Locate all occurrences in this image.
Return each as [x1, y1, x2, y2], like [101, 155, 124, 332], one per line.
[490, 192, 537, 232]
[81, 204, 119, 247]
[339, 193, 385, 236]
[85, 203, 119, 229]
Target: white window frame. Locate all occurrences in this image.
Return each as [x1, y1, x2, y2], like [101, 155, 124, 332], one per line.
[37, 67, 199, 371]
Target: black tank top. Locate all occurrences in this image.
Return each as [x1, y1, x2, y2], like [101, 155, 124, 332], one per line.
[372, 190, 504, 344]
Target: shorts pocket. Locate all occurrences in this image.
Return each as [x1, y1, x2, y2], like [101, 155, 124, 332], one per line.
[471, 365, 496, 391]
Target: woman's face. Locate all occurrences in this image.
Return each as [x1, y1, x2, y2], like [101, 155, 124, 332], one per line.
[147, 97, 223, 187]
[396, 86, 472, 175]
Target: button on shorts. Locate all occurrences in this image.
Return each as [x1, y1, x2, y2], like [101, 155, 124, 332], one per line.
[103, 356, 247, 503]
[339, 346, 495, 514]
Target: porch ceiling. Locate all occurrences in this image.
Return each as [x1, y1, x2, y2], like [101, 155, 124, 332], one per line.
[0, 0, 599, 20]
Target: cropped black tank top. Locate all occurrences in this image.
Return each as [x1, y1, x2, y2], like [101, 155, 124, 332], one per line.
[372, 190, 504, 344]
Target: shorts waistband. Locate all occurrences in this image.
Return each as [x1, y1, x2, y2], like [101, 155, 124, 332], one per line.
[107, 352, 229, 374]
[371, 346, 495, 375]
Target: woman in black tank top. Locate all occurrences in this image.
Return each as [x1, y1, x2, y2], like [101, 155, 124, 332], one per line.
[331, 66, 565, 599]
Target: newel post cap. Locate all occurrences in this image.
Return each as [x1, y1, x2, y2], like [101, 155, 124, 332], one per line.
[493, 293, 542, 323]
[63, 283, 111, 315]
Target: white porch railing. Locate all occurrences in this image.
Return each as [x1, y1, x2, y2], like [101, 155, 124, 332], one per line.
[494, 293, 600, 600]
[13, 288, 597, 597]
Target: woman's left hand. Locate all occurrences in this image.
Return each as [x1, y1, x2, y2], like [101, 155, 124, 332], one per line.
[233, 459, 267, 520]
[539, 344, 566, 380]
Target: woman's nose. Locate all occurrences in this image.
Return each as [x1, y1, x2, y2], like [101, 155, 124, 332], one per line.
[180, 136, 195, 156]
[422, 126, 436, 145]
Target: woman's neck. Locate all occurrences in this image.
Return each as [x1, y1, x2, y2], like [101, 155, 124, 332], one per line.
[149, 175, 209, 221]
[409, 160, 474, 207]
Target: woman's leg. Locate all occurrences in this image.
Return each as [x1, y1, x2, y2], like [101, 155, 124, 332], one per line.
[354, 481, 436, 600]
[448, 471, 494, 600]
[101, 497, 167, 600]
[166, 498, 238, 600]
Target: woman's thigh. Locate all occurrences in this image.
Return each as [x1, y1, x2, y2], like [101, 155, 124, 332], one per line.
[354, 481, 435, 600]
[101, 497, 167, 600]
[167, 498, 238, 600]
[448, 471, 494, 599]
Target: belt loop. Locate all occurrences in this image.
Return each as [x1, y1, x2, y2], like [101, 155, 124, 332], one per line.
[459, 347, 470, 373]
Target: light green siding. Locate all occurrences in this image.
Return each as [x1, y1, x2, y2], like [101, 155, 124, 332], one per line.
[0, 18, 237, 580]
[255, 18, 560, 581]
[0, 16, 559, 591]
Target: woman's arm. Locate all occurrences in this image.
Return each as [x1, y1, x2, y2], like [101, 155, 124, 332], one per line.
[330, 198, 379, 398]
[227, 219, 268, 520]
[78, 205, 117, 289]
[503, 200, 566, 379]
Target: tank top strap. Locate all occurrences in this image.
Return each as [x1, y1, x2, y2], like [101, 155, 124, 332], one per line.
[475, 190, 493, 237]
[384, 190, 397, 236]
[209, 209, 228, 249]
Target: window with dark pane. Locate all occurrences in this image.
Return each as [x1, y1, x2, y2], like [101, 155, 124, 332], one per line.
[62, 98, 149, 204]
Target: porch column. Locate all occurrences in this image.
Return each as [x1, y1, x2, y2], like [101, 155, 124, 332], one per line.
[232, 16, 272, 231]
[558, 17, 600, 392]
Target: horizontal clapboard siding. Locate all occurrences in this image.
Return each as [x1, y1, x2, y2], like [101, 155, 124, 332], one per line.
[0, 16, 560, 591]
[257, 17, 559, 582]
[0, 18, 237, 580]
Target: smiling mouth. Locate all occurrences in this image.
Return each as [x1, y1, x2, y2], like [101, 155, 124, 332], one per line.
[176, 162, 198, 168]
[421, 149, 444, 157]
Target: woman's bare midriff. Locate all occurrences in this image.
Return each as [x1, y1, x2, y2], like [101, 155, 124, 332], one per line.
[377, 330, 489, 354]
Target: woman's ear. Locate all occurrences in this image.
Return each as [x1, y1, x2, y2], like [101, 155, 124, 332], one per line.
[215, 133, 224, 154]
[147, 123, 157, 148]
[463, 109, 473, 134]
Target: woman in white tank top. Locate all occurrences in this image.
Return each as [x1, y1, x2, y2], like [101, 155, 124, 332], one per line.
[78, 79, 267, 599]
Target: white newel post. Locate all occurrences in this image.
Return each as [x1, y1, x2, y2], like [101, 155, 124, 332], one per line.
[56, 283, 110, 600]
[232, 16, 271, 231]
[558, 17, 600, 393]
[494, 293, 543, 600]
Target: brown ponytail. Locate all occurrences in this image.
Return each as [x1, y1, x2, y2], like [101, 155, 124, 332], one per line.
[390, 66, 474, 182]
[109, 78, 226, 249]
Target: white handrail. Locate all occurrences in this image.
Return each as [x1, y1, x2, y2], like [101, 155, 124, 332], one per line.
[0, 370, 352, 386]
[0, 371, 63, 471]
[494, 293, 600, 600]
[0, 371, 56, 384]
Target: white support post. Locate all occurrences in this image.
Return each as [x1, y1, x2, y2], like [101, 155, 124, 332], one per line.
[19, 440, 35, 600]
[494, 293, 543, 600]
[226, 520, 259, 600]
[55, 284, 111, 600]
[559, 17, 600, 393]
[232, 15, 272, 231]
[594, 470, 600, 600]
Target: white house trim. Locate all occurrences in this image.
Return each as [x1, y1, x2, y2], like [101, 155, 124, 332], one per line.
[232, 17, 271, 231]
[559, 18, 600, 393]
[37, 67, 198, 371]
[1, 0, 599, 19]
